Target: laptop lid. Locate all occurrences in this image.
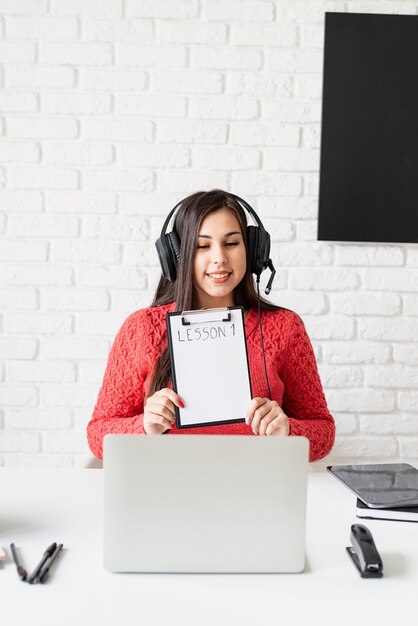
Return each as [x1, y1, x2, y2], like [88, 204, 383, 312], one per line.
[103, 435, 309, 573]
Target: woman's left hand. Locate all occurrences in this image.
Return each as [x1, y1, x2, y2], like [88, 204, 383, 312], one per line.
[245, 397, 290, 436]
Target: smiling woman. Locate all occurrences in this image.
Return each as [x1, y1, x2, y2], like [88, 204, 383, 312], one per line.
[87, 189, 335, 462]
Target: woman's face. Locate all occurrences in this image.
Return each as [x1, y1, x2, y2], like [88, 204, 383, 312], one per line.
[193, 207, 247, 309]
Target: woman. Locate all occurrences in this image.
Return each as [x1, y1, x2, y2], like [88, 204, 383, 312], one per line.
[87, 189, 335, 461]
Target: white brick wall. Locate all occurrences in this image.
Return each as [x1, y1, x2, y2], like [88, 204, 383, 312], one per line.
[1, 0, 418, 468]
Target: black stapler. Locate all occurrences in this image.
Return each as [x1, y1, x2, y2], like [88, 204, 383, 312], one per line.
[346, 524, 383, 578]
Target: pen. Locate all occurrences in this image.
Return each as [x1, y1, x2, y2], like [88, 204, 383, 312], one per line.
[10, 543, 27, 581]
[38, 544, 63, 584]
[27, 542, 57, 584]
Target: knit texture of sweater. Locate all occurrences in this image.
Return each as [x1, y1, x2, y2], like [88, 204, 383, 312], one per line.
[87, 302, 335, 462]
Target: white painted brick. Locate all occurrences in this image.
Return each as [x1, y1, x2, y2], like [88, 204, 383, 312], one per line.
[0, 41, 35, 63]
[157, 21, 226, 44]
[7, 214, 79, 237]
[1, 263, 72, 286]
[157, 171, 229, 194]
[231, 173, 302, 196]
[322, 341, 391, 365]
[0, 91, 37, 112]
[267, 49, 323, 73]
[264, 148, 319, 171]
[0, 190, 42, 211]
[189, 96, 258, 121]
[364, 269, 418, 292]
[266, 219, 295, 242]
[336, 245, 404, 266]
[118, 192, 180, 216]
[46, 191, 116, 215]
[0, 239, 47, 261]
[204, 0, 274, 22]
[6, 17, 78, 39]
[230, 23, 298, 46]
[366, 365, 418, 389]
[82, 118, 153, 142]
[258, 198, 316, 219]
[0, 385, 38, 406]
[123, 241, 159, 267]
[9, 360, 75, 383]
[327, 389, 395, 413]
[7, 117, 78, 139]
[39, 42, 112, 65]
[0, 432, 40, 453]
[5, 408, 70, 429]
[42, 92, 111, 115]
[229, 122, 299, 147]
[0, 287, 37, 310]
[5, 313, 72, 335]
[154, 71, 223, 94]
[51, 240, 121, 264]
[0, 141, 39, 162]
[334, 413, 358, 435]
[43, 385, 97, 408]
[76, 312, 127, 336]
[295, 220, 319, 241]
[43, 431, 88, 454]
[319, 365, 363, 388]
[291, 268, 359, 291]
[359, 318, 418, 342]
[274, 243, 333, 266]
[276, 291, 327, 315]
[78, 265, 146, 289]
[3, 454, 75, 468]
[116, 94, 186, 117]
[346, 3, 415, 16]
[262, 99, 322, 123]
[40, 337, 109, 360]
[193, 146, 260, 170]
[360, 414, 418, 435]
[78, 361, 107, 384]
[43, 142, 113, 166]
[127, 0, 198, 19]
[331, 293, 401, 316]
[297, 78, 323, 100]
[82, 18, 153, 42]
[403, 295, 418, 316]
[6, 67, 75, 88]
[399, 438, 418, 459]
[157, 120, 227, 144]
[78, 68, 147, 91]
[119, 144, 189, 169]
[192, 47, 262, 71]
[82, 170, 154, 192]
[116, 44, 187, 68]
[276, 2, 345, 22]
[393, 344, 418, 366]
[82, 215, 149, 240]
[228, 72, 292, 97]
[51, 0, 122, 17]
[300, 24, 325, 48]
[407, 248, 418, 266]
[331, 436, 398, 460]
[399, 392, 418, 412]
[304, 315, 355, 340]
[0, 0, 47, 14]
[110, 289, 155, 313]
[41, 288, 109, 311]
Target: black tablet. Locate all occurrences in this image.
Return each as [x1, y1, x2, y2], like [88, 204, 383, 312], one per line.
[327, 463, 418, 508]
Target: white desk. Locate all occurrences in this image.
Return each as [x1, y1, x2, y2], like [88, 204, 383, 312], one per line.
[1, 468, 417, 626]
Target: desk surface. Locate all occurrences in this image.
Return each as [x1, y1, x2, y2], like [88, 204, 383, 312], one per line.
[1, 468, 417, 626]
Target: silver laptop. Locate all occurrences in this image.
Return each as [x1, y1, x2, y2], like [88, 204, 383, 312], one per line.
[103, 434, 309, 573]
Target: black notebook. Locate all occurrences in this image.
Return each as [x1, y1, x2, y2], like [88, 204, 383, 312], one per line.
[327, 463, 418, 508]
[356, 498, 418, 523]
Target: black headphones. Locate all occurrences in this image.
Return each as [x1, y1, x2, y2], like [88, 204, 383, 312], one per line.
[155, 192, 276, 294]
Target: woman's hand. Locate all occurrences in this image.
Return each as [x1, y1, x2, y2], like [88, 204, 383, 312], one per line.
[143, 388, 184, 435]
[245, 397, 290, 436]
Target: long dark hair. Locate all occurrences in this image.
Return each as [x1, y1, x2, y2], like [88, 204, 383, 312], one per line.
[148, 189, 282, 396]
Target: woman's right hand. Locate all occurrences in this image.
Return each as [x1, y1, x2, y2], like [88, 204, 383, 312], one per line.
[143, 388, 184, 435]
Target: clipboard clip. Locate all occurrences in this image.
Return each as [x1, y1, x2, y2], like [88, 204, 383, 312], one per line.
[181, 307, 231, 326]
[346, 524, 383, 578]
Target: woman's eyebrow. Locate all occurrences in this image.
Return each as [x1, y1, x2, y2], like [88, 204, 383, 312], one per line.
[197, 231, 242, 239]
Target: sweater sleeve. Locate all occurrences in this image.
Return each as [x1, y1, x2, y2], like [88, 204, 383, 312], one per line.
[87, 312, 149, 460]
[280, 313, 335, 462]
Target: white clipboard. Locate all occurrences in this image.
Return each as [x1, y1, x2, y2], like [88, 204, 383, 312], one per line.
[166, 306, 252, 429]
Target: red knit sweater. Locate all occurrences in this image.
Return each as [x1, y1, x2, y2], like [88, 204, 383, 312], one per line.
[87, 302, 335, 462]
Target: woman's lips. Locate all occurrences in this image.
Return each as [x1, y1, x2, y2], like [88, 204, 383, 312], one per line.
[206, 272, 232, 283]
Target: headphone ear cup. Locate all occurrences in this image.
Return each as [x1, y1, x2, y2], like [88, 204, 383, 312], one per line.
[166, 231, 181, 281]
[247, 225, 259, 275]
